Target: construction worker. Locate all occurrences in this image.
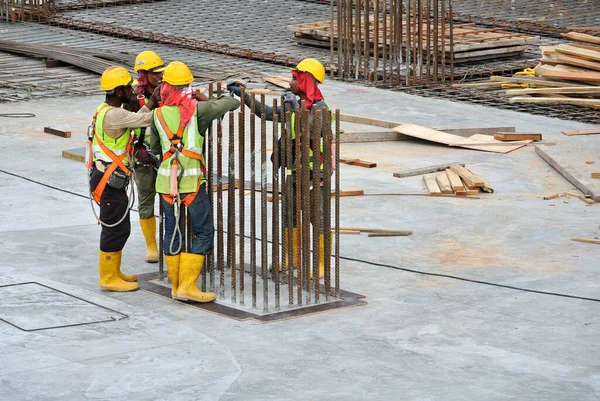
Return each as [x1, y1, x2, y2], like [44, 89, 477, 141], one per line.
[131, 50, 166, 264]
[227, 58, 332, 278]
[150, 61, 240, 302]
[89, 66, 161, 292]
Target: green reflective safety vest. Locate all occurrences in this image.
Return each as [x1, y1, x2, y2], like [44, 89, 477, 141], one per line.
[289, 100, 332, 170]
[92, 102, 132, 167]
[154, 106, 205, 195]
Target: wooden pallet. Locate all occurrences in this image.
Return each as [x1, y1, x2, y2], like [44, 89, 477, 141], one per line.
[289, 19, 539, 63]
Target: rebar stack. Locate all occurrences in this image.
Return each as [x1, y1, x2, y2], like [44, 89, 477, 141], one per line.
[1, 0, 55, 22]
[335, 0, 454, 85]
[169, 84, 342, 311]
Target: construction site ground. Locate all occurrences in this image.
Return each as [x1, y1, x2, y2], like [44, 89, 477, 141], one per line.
[1, 77, 599, 399]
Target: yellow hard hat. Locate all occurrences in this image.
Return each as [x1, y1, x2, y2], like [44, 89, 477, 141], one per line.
[294, 58, 325, 83]
[100, 66, 137, 91]
[162, 61, 194, 86]
[134, 50, 166, 72]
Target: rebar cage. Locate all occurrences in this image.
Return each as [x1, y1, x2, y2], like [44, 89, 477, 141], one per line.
[157, 83, 342, 313]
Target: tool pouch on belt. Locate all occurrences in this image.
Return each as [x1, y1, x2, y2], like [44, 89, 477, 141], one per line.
[106, 168, 130, 189]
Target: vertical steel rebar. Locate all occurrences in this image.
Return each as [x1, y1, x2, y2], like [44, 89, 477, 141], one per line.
[228, 111, 236, 303]
[272, 98, 280, 310]
[295, 103, 303, 306]
[312, 109, 322, 303]
[449, 0, 454, 84]
[250, 95, 257, 309]
[426, 0, 431, 84]
[330, 0, 334, 78]
[334, 109, 341, 297]
[374, 0, 379, 82]
[433, 0, 439, 82]
[337, 0, 343, 79]
[207, 83, 215, 292]
[405, 0, 411, 86]
[417, 0, 422, 82]
[238, 93, 245, 306]
[285, 108, 294, 306]
[301, 105, 312, 304]
[159, 201, 164, 278]
[355, 0, 361, 80]
[441, 0, 446, 83]
[260, 95, 268, 313]
[363, 0, 370, 79]
[216, 89, 225, 299]
[382, 0, 387, 84]
[322, 109, 332, 301]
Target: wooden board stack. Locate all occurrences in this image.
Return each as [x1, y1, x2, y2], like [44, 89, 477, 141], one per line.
[506, 33, 600, 109]
[288, 19, 539, 63]
[406, 163, 493, 196]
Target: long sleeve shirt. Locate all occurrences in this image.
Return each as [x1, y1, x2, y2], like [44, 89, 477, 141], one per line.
[103, 105, 153, 139]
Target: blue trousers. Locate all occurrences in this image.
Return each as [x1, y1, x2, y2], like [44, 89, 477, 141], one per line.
[161, 184, 214, 256]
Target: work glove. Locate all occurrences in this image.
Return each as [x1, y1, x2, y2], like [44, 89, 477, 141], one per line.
[282, 91, 299, 112]
[226, 82, 243, 97]
[134, 142, 159, 167]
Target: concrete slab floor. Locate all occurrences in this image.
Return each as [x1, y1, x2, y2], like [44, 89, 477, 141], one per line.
[0, 80, 599, 400]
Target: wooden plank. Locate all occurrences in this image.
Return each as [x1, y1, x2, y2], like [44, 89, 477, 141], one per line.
[61, 147, 85, 163]
[368, 232, 413, 237]
[460, 179, 480, 195]
[571, 237, 600, 245]
[564, 191, 595, 204]
[45, 126, 71, 138]
[552, 54, 600, 72]
[506, 86, 600, 95]
[510, 97, 600, 106]
[449, 165, 485, 187]
[591, 172, 600, 179]
[542, 70, 600, 83]
[435, 172, 453, 194]
[554, 44, 600, 62]
[423, 174, 442, 195]
[339, 131, 409, 143]
[339, 113, 402, 129]
[535, 145, 600, 201]
[392, 124, 527, 154]
[452, 45, 529, 59]
[494, 132, 542, 141]
[543, 193, 560, 200]
[561, 129, 600, 136]
[489, 75, 589, 87]
[561, 32, 600, 46]
[393, 162, 465, 178]
[332, 190, 365, 197]
[339, 227, 412, 234]
[445, 168, 464, 191]
[340, 158, 377, 168]
[437, 127, 515, 137]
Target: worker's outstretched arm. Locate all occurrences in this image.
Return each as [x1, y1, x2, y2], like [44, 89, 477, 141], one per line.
[196, 95, 241, 134]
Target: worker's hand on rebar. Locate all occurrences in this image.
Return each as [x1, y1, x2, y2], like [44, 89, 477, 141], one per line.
[282, 91, 299, 111]
[226, 82, 243, 97]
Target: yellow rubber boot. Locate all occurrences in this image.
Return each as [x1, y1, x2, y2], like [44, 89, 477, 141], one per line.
[270, 227, 301, 272]
[140, 217, 159, 263]
[317, 232, 334, 279]
[165, 254, 180, 299]
[175, 253, 216, 303]
[99, 251, 139, 292]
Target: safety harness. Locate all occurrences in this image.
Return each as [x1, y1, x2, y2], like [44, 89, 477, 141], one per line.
[155, 107, 206, 207]
[90, 106, 133, 203]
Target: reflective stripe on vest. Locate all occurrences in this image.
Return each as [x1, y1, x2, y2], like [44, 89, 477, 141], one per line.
[154, 106, 205, 195]
[92, 103, 132, 166]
